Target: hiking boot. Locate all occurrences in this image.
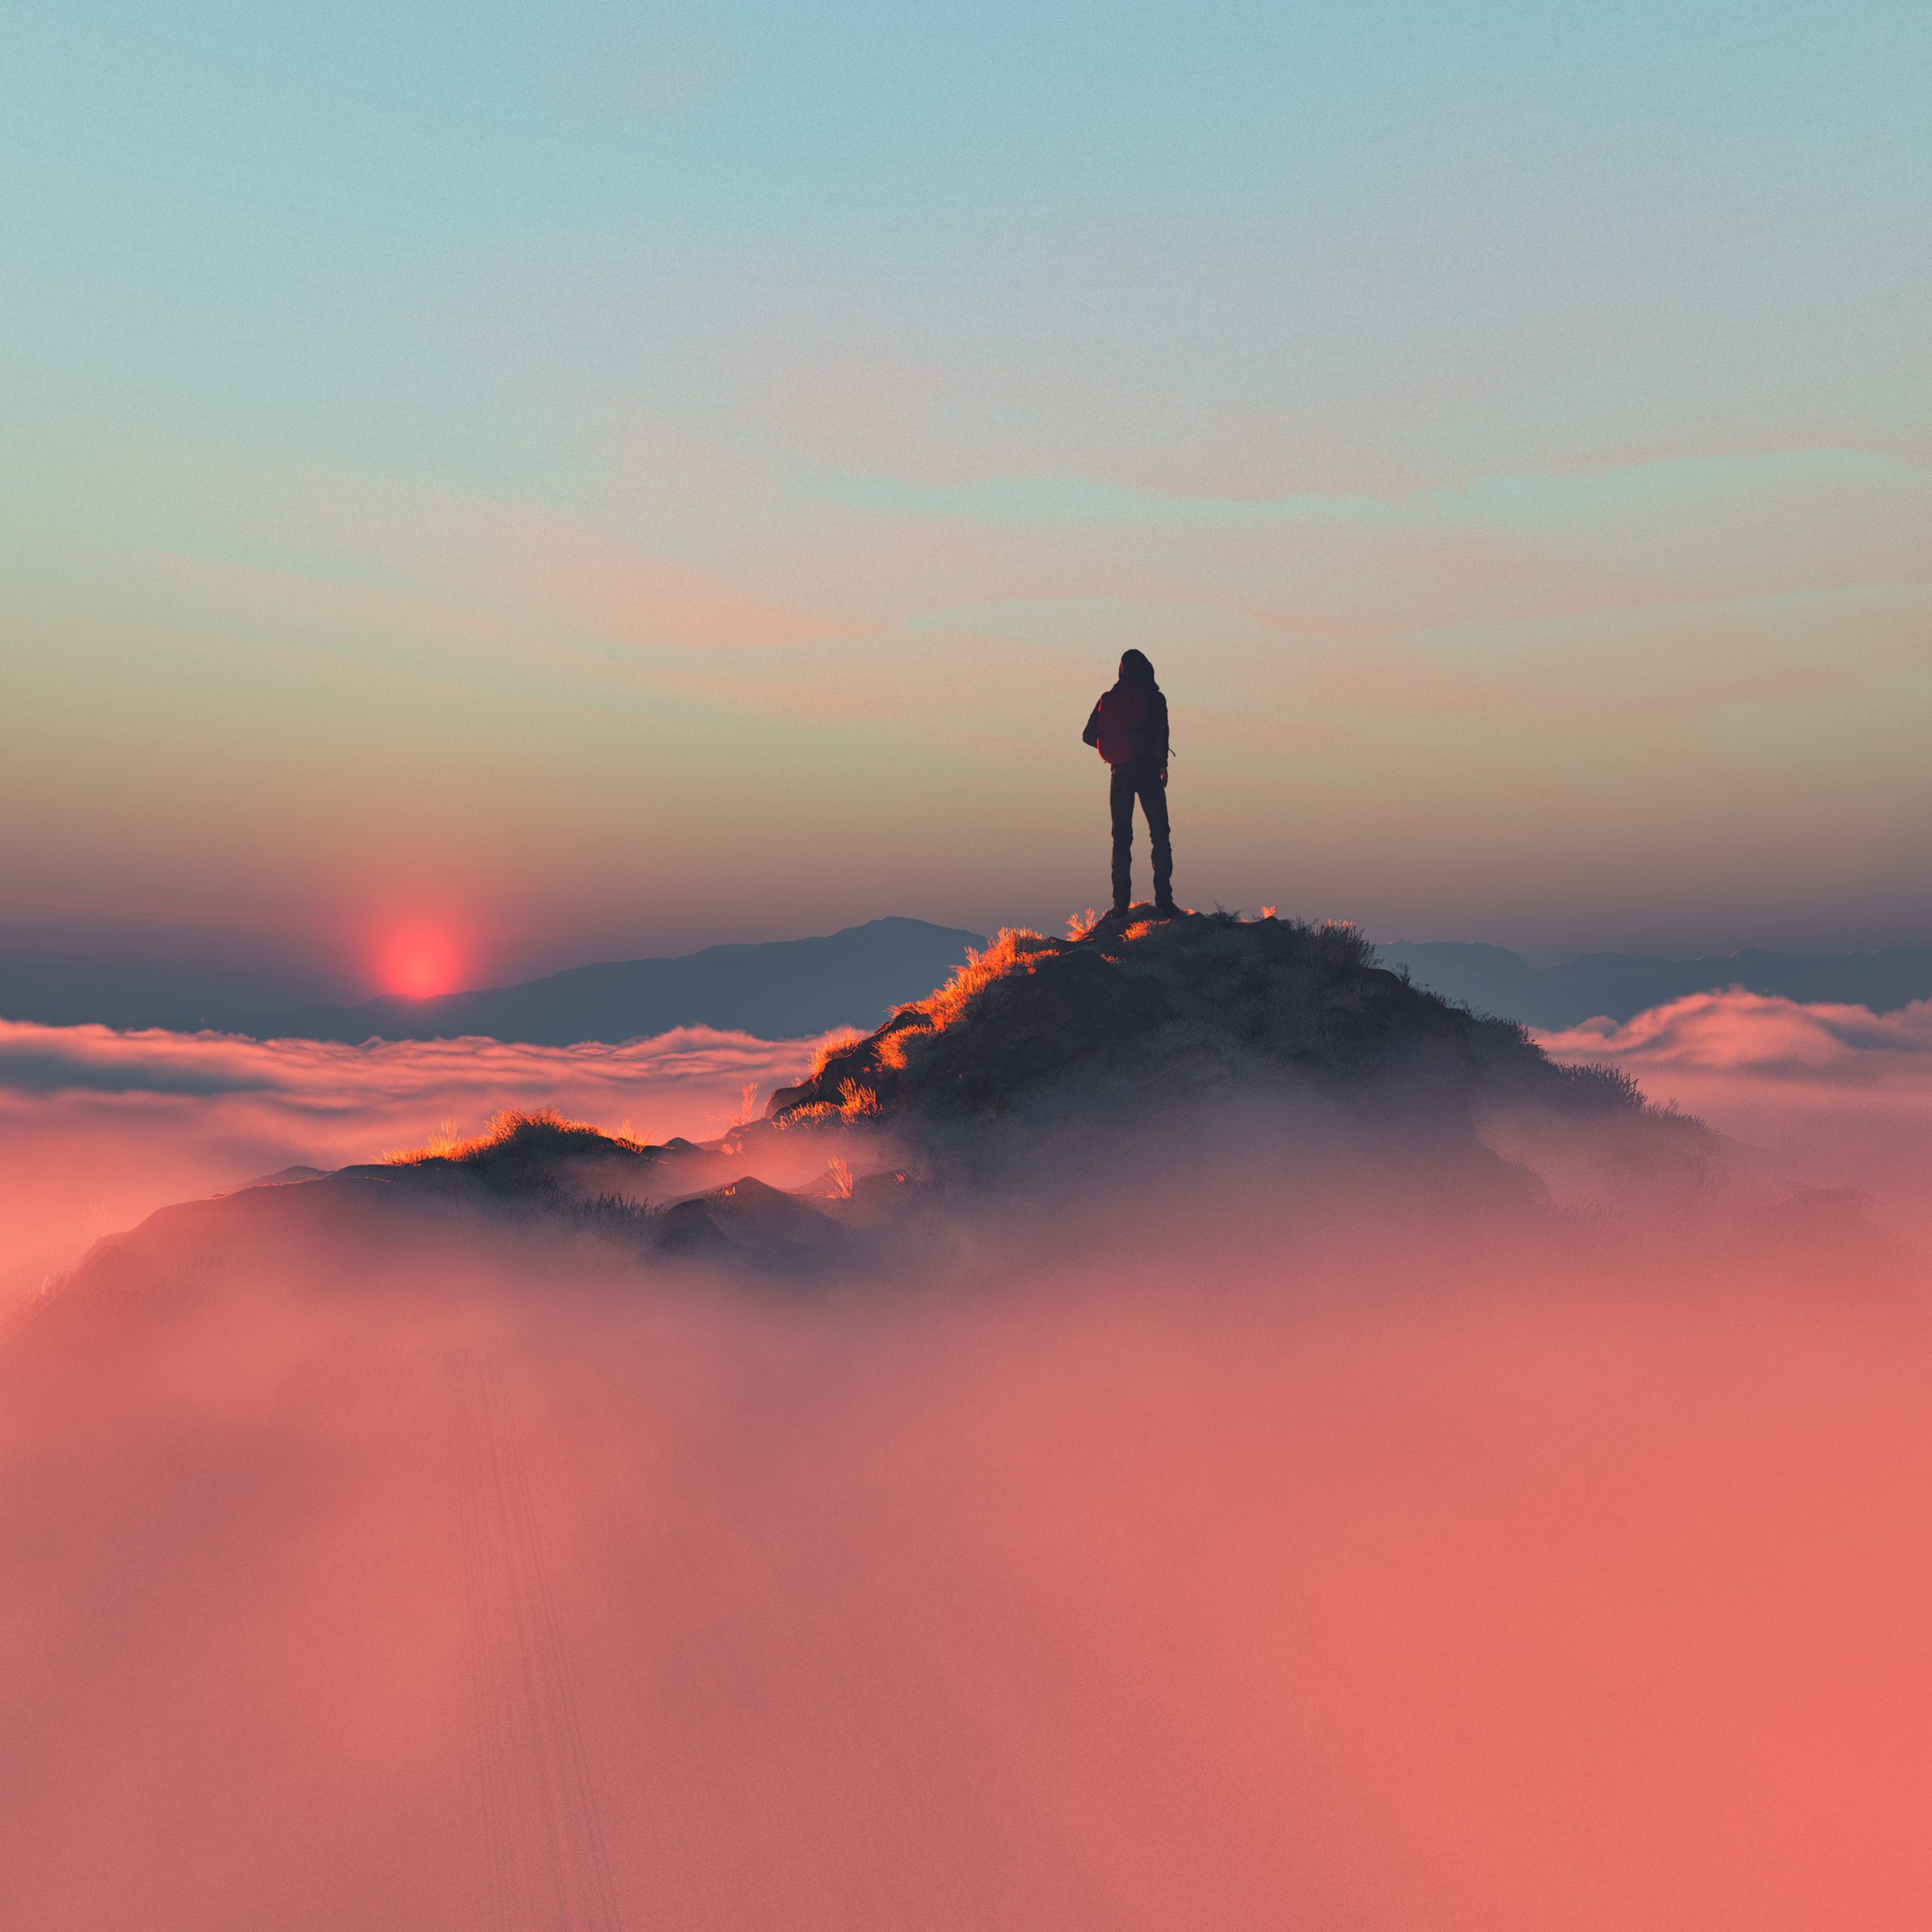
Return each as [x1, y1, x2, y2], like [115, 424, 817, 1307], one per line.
[1153, 898, 1179, 918]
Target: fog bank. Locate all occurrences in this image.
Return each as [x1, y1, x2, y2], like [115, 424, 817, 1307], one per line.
[4, 1152, 1928, 1930]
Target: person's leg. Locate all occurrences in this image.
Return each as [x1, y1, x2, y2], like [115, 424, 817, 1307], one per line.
[1109, 765, 1135, 912]
[1139, 768, 1174, 909]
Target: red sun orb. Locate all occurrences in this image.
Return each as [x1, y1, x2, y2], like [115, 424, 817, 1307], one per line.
[378, 928, 463, 1000]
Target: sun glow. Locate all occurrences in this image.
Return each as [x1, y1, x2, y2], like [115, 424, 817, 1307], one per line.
[377, 925, 464, 1000]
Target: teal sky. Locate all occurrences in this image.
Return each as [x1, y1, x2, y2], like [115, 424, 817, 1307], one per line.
[3, 1, 1927, 992]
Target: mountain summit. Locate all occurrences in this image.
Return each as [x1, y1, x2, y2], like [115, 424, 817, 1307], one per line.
[768, 909, 1637, 1137]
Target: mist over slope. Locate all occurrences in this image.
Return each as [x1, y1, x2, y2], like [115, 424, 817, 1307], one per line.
[5, 914, 1928, 1930]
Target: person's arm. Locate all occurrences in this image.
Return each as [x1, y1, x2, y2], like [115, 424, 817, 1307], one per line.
[1082, 700, 1102, 749]
[1155, 692, 1170, 778]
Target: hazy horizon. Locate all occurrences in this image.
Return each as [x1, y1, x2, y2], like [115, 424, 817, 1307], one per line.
[14, 896, 1932, 1026]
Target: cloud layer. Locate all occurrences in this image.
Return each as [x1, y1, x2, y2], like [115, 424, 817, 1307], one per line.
[1540, 989, 1932, 1097]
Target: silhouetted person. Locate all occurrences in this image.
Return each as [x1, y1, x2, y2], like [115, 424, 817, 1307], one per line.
[1083, 649, 1174, 918]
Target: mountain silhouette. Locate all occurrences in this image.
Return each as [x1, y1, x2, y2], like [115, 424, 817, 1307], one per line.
[181, 917, 984, 1044]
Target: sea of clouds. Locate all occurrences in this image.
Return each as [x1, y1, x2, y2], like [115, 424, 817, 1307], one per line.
[5, 991, 1932, 1928]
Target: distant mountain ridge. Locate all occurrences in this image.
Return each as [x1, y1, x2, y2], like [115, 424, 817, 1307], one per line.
[1380, 940, 1932, 1029]
[187, 918, 985, 1044]
[11, 919, 1930, 1041]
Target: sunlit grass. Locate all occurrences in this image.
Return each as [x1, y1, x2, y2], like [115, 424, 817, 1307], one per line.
[838, 1079, 881, 1121]
[918, 928, 1057, 1034]
[808, 1030, 863, 1079]
[383, 1106, 650, 1167]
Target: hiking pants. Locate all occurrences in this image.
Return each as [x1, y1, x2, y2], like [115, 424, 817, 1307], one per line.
[1109, 759, 1172, 909]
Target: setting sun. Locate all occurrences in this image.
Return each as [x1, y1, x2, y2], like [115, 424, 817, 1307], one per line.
[377, 926, 463, 1001]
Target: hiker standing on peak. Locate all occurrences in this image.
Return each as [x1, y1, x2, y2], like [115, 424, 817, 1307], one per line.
[1082, 649, 1175, 919]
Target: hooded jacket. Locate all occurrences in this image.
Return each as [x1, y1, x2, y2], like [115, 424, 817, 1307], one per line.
[1082, 651, 1170, 768]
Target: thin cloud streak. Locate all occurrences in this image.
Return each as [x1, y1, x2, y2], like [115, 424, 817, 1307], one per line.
[0, 1017, 822, 1106]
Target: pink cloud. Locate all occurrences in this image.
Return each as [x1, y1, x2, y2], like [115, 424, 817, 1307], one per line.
[414, 492, 857, 652]
[168, 466, 863, 658]
[1539, 990, 1932, 1087]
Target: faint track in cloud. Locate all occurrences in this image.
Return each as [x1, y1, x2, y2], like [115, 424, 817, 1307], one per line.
[445, 1349, 626, 1932]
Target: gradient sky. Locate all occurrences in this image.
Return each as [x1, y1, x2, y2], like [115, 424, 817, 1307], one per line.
[3, 0, 1927, 998]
